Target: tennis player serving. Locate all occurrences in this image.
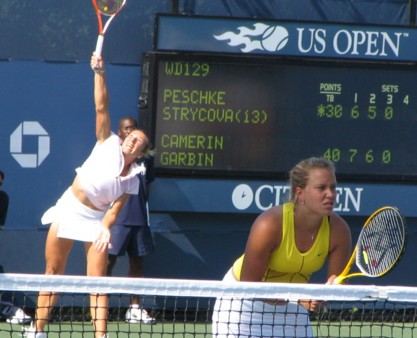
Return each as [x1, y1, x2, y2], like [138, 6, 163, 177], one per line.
[26, 55, 151, 338]
[212, 157, 352, 338]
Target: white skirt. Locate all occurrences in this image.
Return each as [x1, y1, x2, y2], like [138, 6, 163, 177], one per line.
[212, 269, 313, 338]
[41, 187, 106, 242]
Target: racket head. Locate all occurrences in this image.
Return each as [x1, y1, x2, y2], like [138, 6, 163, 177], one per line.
[355, 206, 407, 278]
[91, 0, 127, 56]
[95, 0, 125, 16]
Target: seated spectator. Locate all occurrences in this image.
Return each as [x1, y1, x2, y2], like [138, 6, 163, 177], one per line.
[0, 265, 31, 324]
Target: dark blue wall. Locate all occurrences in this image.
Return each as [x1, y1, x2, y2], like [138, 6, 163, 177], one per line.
[0, 1, 411, 63]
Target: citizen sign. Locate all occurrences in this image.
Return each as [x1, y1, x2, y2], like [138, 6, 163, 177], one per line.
[297, 28, 407, 57]
[232, 184, 363, 212]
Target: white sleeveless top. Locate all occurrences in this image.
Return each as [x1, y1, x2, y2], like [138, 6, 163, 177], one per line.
[76, 133, 145, 210]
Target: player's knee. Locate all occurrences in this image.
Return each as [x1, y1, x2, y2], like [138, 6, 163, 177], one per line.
[44, 266, 62, 275]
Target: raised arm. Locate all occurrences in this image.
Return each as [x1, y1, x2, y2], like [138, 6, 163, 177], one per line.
[91, 54, 111, 143]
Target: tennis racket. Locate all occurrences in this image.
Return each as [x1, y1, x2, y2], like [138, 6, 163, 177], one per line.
[92, 0, 127, 58]
[334, 206, 406, 284]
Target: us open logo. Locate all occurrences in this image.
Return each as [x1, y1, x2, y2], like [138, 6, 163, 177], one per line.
[214, 24, 289, 53]
[10, 121, 50, 168]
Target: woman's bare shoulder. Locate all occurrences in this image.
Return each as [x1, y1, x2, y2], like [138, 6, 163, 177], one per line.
[252, 205, 284, 232]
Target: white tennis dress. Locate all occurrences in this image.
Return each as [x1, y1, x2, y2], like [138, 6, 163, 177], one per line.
[41, 133, 144, 242]
[212, 269, 313, 338]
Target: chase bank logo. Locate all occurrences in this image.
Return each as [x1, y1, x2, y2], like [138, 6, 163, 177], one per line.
[214, 23, 289, 53]
[10, 121, 50, 168]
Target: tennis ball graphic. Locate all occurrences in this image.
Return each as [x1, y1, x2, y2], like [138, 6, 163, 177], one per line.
[104, 6, 108, 12]
[261, 26, 289, 52]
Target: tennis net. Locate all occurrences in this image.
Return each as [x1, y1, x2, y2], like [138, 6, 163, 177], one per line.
[0, 273, 416, 337]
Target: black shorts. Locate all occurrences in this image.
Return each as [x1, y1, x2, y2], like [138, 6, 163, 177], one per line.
[108, 225, 155, 257]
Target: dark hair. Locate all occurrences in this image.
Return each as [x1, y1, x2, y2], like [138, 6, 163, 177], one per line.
[118, 116, 138, 129]
[139, 129, 155, 158]
[288, 157, 335, 202]
[0, 170, 4, 181]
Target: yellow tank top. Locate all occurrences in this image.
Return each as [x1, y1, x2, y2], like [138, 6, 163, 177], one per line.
[232, 202, 330, 283]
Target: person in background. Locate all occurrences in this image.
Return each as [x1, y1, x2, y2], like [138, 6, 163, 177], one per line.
[106, 117, 156, 324]
[0, 172, 32, 324]
[212, 157, 352, 338]
[0, 170, 9, 227]
[26, 55, 151, 338]
[0, 299, 31, 325]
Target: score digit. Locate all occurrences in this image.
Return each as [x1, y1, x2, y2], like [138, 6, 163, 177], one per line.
[164, 61, 210, 77]
[382, 150, 392, 164]
[323, 148, 341, 162]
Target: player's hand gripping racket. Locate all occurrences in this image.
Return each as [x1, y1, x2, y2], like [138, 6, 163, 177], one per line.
[334, 206, 406, 284]
[92, 0, 127, 59]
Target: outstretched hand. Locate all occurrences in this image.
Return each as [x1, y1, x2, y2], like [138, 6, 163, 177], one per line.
[326, 274, 339, 285]
[300, 275, 340, 312]
[91, 54, 105, 74]
[93, 226, 111, 252]
[299, 299, 321, 312]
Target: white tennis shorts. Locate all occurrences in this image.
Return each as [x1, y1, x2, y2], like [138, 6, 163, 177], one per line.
[212, 269, 313, 338]
[41, 187, 106, 242]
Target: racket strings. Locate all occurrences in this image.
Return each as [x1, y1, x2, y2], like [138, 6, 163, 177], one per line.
[366, 212, 404, 273]
[356, 208, 406, 277]
[97, 0, 124, 15]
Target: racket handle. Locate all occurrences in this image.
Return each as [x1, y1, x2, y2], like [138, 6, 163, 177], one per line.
[95, 35, 104, 58]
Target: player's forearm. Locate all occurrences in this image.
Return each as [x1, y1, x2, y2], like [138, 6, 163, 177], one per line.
[94, 72, 109, 115]
[101, 214, 116, 230]
[101, 195, 128, 229]
[94, 70, 111, 141]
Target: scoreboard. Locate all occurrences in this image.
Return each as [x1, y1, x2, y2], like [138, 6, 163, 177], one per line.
[139, 52, 417, 181]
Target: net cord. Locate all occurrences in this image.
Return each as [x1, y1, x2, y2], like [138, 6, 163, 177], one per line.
[1, 273, 417, 303]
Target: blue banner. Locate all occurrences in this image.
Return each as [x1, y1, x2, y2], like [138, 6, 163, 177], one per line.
[156, 15, 417, 62]
[149, 178, 417, 217]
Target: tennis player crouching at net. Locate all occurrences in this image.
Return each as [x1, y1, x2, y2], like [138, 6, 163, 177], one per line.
[212, 157, 352, 338]
[26, 55, 151, 338]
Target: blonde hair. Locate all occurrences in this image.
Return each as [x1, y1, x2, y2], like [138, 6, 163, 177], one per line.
[288, 157, 335, 203]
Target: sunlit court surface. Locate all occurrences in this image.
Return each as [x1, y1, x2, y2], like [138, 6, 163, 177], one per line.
[2, 320, 417, 338]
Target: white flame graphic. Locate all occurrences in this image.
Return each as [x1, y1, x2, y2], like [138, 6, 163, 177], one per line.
[214, 23, 289, 53]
